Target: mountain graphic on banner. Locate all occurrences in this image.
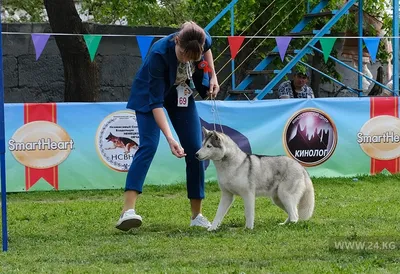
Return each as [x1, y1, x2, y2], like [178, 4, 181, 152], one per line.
[31, 34, 51, 61]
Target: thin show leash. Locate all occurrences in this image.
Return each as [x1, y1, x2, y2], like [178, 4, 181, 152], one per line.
[210, 97, 224, 134]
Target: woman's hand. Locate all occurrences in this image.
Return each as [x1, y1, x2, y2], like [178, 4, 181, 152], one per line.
[208, 76, 220, 99]
[167, 137, 186, 158]
[204, 50, 219, 99]
[151, 108, 186, 158]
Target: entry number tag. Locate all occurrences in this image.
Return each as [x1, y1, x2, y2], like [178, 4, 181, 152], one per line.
[177, 84, 193, 107]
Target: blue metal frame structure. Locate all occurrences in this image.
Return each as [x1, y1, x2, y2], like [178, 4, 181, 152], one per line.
[205, 0, 239, 32]
[254, 0, 357, 99]
[226, 0, 332, 100]
[205, 0, 239, 91]
[207, 0, 399, 99]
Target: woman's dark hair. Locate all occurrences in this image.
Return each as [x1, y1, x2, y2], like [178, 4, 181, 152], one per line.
[175, 21, 205, 61]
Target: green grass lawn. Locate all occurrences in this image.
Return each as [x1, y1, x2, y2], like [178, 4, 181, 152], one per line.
[1, 174, 400, 273]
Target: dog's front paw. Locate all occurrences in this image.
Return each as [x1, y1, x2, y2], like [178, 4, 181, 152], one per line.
[279, 218, 298, 225]
[207, 226, 218, 232]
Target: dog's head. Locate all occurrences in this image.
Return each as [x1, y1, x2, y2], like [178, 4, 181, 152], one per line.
[106, 132, 117, 142]
[195, 126, 226, 161]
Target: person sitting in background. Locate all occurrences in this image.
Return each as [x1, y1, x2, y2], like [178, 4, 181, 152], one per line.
[278, 71, 314, 99]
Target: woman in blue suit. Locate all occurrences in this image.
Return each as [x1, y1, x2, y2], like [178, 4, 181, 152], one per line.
[116, 21, 220, 231]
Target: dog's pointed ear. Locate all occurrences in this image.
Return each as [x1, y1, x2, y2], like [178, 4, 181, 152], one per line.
[202, 126, 210, 137]
[212, 131, 220, 141]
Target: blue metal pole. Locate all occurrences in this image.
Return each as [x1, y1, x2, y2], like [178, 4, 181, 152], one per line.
[358, 0, 363, 94]
[393, 0, 399, 96]
[205, 0, 239, 32]
[0, 4, 9, 252]
[231, 5, 235, 89]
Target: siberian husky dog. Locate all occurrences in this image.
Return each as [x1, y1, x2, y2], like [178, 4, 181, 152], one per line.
[195, 127, 315, 231]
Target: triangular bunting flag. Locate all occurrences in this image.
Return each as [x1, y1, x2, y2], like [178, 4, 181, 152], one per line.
[228, 36, 245, 59]
[363, 37, 381, 63]
[83, 35, 102, 62]
[319, 38, 337, 63]
[31, 34, 51, 61]
[275, 37, 292, 62]
[136, 36, 154, 60]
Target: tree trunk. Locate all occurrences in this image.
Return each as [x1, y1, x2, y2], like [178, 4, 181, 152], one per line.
[44, 0, 99, 102]
[310, 45, 323, 98]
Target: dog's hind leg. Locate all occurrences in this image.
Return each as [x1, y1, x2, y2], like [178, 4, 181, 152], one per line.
[277, 188, 300, 225]
[272, 195, 286, 212]
[208, 191, 234, 231]
[272, 195, 290, 225]
[242, 191, 256, 229]
[125, 144, 132, 154]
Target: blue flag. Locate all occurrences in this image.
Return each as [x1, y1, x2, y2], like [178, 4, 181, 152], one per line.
[136, 36, 154, 60]
[363, 37, 381, 63]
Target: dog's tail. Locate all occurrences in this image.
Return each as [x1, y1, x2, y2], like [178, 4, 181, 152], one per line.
[298, 171, 315, 220]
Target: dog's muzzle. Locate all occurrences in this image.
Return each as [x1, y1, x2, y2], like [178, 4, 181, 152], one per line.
[195, 152, 204, 161]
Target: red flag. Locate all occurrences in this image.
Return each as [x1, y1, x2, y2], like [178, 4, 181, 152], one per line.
[228, 36, 245, 59]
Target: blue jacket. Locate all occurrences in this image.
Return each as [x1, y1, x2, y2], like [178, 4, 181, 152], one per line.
[127, 32, 212, 113]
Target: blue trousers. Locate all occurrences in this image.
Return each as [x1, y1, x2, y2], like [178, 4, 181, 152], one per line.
[125, 90, 205, 199]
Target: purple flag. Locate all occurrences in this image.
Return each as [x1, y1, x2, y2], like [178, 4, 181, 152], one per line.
[275, 37, 292, 62]
[31, 34, 51, 61]
[363, 37, 381, 63]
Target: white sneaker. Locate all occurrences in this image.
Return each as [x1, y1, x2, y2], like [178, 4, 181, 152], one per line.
[115, 209, 142, 231]
[190, 214, 211, 228]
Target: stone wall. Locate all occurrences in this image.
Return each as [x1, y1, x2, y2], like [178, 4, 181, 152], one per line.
[1, 23, 180, 103]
